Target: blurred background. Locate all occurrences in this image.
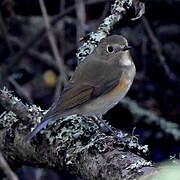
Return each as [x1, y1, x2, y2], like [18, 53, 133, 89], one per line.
[0, 0, 180, 179]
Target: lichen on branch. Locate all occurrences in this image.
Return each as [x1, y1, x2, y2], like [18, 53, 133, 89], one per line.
[76, 0, 145, 62]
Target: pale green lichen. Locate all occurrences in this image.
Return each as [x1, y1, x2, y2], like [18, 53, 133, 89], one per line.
[121, 155, 127, 159]
[41, 115, 99, 151]
[169, 155, 180, 166]
[64, 133, 108, 167]
[121, 97, 180, 141]
[127, 139, 149, 154]
[1, 87, 21, 105]
[76, 0, 133, 62]
[41, 115, 109, 167]
[111, 0, 132, 15]
[0, 90, 45, 130]
[0, 88, 149, 164]
[26, 104, 45, 128]
[116, 130, 128, 138]
[0, 111, 18, 129]
[126, 159, 152, 170]
[114, 133, 149, 155]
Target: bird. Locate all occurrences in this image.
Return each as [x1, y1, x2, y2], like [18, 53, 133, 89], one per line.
[25, 35, 136, 141]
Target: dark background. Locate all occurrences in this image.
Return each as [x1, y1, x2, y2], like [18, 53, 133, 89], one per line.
[0, 0, 180, 179]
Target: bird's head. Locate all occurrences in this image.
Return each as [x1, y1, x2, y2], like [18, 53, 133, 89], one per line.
[95, 35, 132, 66]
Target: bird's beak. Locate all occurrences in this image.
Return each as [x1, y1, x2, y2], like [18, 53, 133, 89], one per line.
[122, 45, 132, 51]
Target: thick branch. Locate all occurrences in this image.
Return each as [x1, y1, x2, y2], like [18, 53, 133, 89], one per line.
[0, 89, 155, 180]
[76, 0, 133, 62]
[0, 152, 19, 180]
[120, 98, 180, 141]
[0, 0, 155, 179]
[0, 88, 29, 122]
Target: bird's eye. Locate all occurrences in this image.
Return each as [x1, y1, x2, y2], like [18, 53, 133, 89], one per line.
[107, 46, 114, 53]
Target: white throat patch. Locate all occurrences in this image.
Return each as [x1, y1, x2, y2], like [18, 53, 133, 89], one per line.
[122, 57, 132, 66]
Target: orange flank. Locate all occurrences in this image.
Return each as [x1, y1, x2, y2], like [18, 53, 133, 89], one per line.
[106, 72, 127, 97]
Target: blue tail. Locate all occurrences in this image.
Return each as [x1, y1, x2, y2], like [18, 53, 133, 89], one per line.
[24, 118, 52, 141]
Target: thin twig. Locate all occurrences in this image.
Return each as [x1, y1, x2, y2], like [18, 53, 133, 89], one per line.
[98, 1, 111, 23]
[9, 36, 59, 71]
[5, 5, 75, 71]
[76, 0, 135, 62]
[120, 97, 180, 141]
[75, 0, 86, 44]
[0, 12, 14, 55]
[8, 77, 33, 104]
[38, 0, 67, 81]
[38, 0, 69, 103]
[59, 0, 65, 13]
[142, 17, 177, 81]
[6, 0, 110, 70]
[0, 87, 29, 122]
[0, 152, 19, 180]
[141, 37, 148, 76]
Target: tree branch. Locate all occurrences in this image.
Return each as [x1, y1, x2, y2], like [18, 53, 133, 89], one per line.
[142, 17, 177, 81]
[38, 0, 67, 82]
[0, 89, 155, 179]
[0, 0, 158, 179]
[0, 87, 29, 122]
[0, 152, 19, 180]
[120, 97, 180, 141]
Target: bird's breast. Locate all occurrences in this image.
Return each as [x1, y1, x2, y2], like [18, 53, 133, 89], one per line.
[105, 72, 127, 98]
[80, 71, 132, 116]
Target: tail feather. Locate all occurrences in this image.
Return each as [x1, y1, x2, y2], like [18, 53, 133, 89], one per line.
[24, 111, 69, 141]
[24, 119, 51, 141]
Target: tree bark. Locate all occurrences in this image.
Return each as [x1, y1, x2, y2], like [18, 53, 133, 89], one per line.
[0, 0, 159, 179]
[0, 88, 155, 180]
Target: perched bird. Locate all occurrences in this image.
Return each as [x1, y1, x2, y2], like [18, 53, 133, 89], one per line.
[25, 35, 136, 141]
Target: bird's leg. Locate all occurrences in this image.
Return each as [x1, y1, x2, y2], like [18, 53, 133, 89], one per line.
[91, 115, 111, 134]
[91, 115, 125, 141]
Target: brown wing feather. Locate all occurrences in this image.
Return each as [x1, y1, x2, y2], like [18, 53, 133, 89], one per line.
[57, 85, 94, 110]
[45, 60, 123, 119]
[25, 60, 123, 140]
[45, 76, 121, 121]
[44, 84, 93, 119]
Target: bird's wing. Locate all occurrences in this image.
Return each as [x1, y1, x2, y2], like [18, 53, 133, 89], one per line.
[48, 78, 120, 114]
[45, 60, 122, 119]
[24, 61, 122, 141]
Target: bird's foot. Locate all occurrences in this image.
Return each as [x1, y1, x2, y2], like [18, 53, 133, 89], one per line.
[91, 116, 126, 141]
